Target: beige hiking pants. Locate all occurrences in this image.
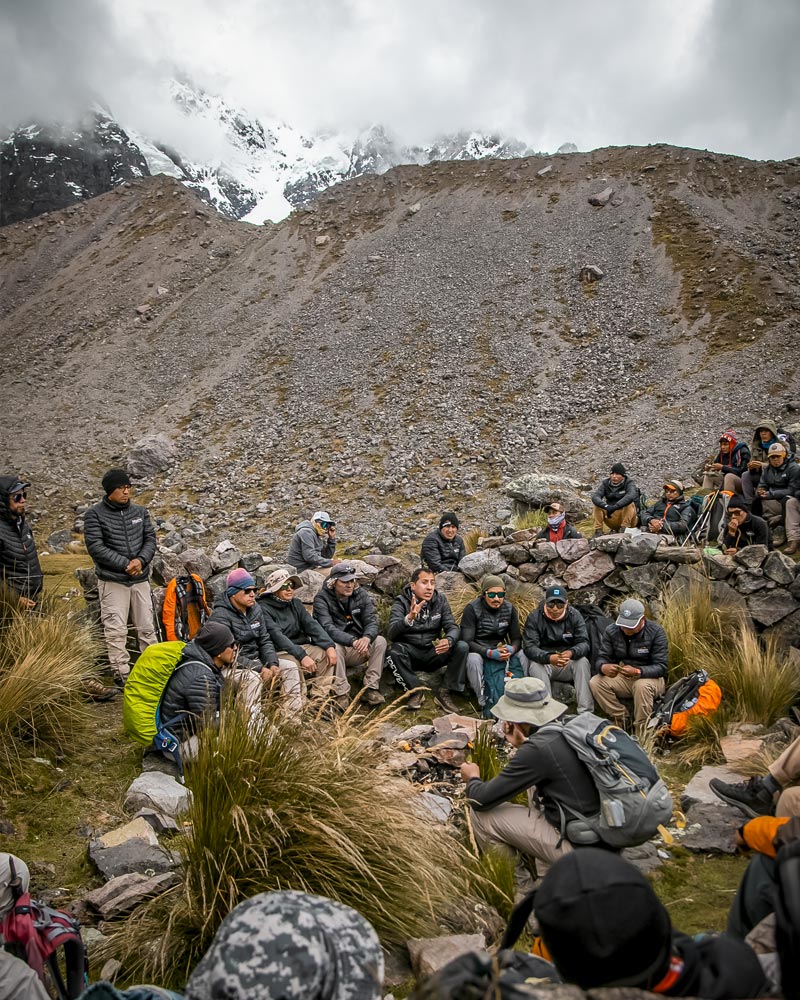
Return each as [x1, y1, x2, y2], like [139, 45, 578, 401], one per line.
[97, 579, 158, 678]
[470, 791, 573, 876]
[769, 734, 800, 817]
[593, 503, 638, 533]
[589, 673, 665, 728]
[275, 644, 348, 701]
[335, 636, 387, 690]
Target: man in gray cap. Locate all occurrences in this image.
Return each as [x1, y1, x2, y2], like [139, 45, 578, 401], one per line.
[460, 677, 600, 876]
[590, 598, 668, 732]
[185, 890, 383, 1000]
[313, 563, 386, 706]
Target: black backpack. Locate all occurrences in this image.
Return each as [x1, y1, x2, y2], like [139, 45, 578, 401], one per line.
[648, 670, 707, 731]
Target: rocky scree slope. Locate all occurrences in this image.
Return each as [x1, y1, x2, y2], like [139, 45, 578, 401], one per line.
[0, 144, 798, 551]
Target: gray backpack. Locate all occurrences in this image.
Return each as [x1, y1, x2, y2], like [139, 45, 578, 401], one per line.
[542, 713, 673, 849]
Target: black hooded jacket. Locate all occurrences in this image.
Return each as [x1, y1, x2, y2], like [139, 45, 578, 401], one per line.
[719, 512, 771, 551]
[0, 476, 43, 599]
[591, 476, 638, 513]
[312, 581, 379, 646]
[209, 594, 278, 667]
[420, 529, 466, 572]
[258, 592, 334, 660]
[83, 496, 156, 584]
[159, 639, 221, 739]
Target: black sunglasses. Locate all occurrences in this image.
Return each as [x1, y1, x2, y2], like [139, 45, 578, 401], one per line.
[242, 588, 257, 595]
[11, 492, 27, 503]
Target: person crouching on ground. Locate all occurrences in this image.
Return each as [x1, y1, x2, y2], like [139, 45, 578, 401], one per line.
[590, 463, 639, 537]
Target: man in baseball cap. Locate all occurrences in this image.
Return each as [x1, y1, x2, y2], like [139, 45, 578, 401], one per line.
[590, 599, 668, 732]
[0, 475, 42, 609]
[640, 479, 693, 540]
[285, 511, 341, 573]
[460, 677, 600, 876]
[756, 442, 800, 554]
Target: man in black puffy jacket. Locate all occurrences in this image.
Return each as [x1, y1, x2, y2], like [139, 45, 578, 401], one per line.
[83, 468, 157, 683]
[757, 442, 800, 554]
[460, 574, 523, 715]
[313, 563, 386, 706]
[523, 586, 594, 714]
[640, 479, 694, 540]
[0, 475, 42, 608]
[387, 567, 468, 712]
[591, 464, 639, 537]
[420, 512, 466, 573]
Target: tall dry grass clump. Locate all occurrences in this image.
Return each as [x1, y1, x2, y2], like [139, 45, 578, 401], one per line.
[111, 698, 479, 987]
[658, 581, 742, 676]
[0, 591, 99, 772]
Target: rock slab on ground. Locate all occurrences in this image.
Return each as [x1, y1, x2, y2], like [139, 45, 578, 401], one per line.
[681, 802, 742, 855]
[124, 772, 190, 818]
[84, 871, 180, 919]
[407, 934, 486, 979]
[681, 764, 742, 810]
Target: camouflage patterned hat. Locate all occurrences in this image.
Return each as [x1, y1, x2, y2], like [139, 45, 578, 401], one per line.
[185, 890, 383, 1000]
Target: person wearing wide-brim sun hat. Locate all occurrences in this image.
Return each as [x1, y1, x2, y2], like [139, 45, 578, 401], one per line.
[459, 677, 600, 877]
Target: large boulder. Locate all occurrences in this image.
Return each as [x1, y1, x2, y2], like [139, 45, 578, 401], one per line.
[747, 589, 799, 627]
[240, 551, 266, 574]
[530, 541, 558, 563]
[458, 550, 508, 581]
[372, 562, 408, 596]
[346, 559, 379, 579]
[669, 565, 747, 611]
[88, 818, 178, 880]
[45, 528, 74, 553]
[151, 548, 186, 587]
[294, 569, 325, 603]
[591, 535, 623, 554]
[681, 803, 741, 855]
[211, 540, 241, 573]
[620, 563, 665, 599]
[734, 545, 769, 571]
[181, 547, 213, 580]
[701, 552, 736, 580]
[763, 550, 797, 586]
[407, 934, 486, 979]
[125, 433, 177, 478]
[555, 538, 590, 563]
[361, 554, 401, 569]
[497, 543, 531, 566]
[614, 534, 661, 566]
[562, 551, 615, 589]
[502, 473, 591, 517]
[763, 608, 800, 647]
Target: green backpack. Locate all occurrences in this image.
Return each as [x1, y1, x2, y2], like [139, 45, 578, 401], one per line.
[123, 641, 186, 746]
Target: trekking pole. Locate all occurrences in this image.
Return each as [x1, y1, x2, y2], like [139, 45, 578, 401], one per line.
[681, 489, 719, 547]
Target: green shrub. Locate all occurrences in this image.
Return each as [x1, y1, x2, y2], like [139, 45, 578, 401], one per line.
[110, 698, 479, 986]
[0, 593, 99, 773]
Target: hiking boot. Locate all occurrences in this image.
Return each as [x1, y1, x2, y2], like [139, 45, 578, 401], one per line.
[709, 775, 777, 818]
[361, 687, 385, 706]
[772, 527, 787, 547]
[406, 692, 425, 711]
[784, 540, 800, 555]
[83, 677, 117, 702]
[334, 694, 351, 712]
[435, 689, 460, 714]
[112, 673, 128, 690]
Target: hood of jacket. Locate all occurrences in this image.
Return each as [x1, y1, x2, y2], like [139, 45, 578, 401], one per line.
[751, 419, 779, 442]
[0, 476, 21, 525]
[295, 518, 321, 536]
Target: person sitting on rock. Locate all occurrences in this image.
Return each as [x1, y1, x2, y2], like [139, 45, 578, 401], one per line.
[312, 562, 387, 706]
[159, 621, 239, 747]
[460, 575, 524, 717]
[741, 420, 785, 499]
[755, 442, 800, 554]
[589, 598, 668, 732]
[386, 567, 469, 713]
[258, 569, 349, 711]
[460, 677, 598, 877]
[286, 510, 341, 573]
[522, 586, 594, 714]
[420, 512, 466, 573]
[209, 568, 303, 715]
[590, 463, 639, 537]
[536, 502, 582, 544]
[699, 429, 751, 492]
[640, 479, 694, 540]
[532, 849, 766, 997]
[718, 497, 771, 553]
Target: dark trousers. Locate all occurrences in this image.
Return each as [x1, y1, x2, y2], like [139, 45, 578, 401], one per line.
[727, 853, 776, 939]
[386, 640, 468, 693]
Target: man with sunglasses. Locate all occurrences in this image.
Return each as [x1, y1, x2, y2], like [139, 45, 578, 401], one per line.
[258, 568, 348, 710]
[84, 468, 158, 684]
[209, 568, 304, 715]
[640, 479, 694, 540]
[286, 510, 341, 574]
[460, 575, 524, 716]
[523, 586, 594, 714]
[0, 476, 42, 609]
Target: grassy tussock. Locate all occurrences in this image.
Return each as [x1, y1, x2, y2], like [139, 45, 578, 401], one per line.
[461, 527, 484, 555]
[0, 592, 99, 772]
[705, 629, 800, 726]
[511, 510, 546, 531]
[110, 698, 480, 987]
[659, 582, 741, 676]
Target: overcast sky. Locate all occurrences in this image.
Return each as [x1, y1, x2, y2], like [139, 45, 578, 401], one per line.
[1, 0, 798, 160]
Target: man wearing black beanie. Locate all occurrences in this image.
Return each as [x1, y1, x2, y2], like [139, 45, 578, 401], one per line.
[420, 512, 466, 573]
[590, 463, 640, 537]
[84, 468, 157, 684]
[534, 849, 766, 997]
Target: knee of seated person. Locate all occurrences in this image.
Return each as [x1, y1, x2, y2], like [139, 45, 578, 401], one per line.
[452, 639, 469, 655]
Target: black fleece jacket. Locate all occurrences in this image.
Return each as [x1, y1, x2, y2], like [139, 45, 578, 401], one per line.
[719, 512, 771, 551]
[84, 497, 156, 584]
[312, 581, 379, 645]
[523, 606, 590, 663]
[0, 477, 42, 599]
[209, 594, 278, 667]
[466, 725, 599, 829]
[388, 585, 460, 649]
[258, 592, 334, 660]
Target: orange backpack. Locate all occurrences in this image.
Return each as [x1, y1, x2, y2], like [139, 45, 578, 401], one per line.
[162, 573, 211, 641]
